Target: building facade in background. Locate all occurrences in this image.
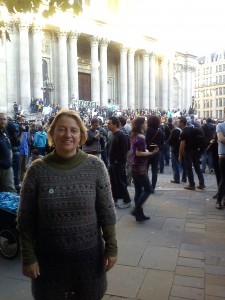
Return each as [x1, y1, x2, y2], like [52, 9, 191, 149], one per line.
[194, 50, 225, 119]
[0, 1, 196, 113]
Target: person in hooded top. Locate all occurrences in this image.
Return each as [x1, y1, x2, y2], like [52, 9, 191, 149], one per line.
[33, 125, 48, 156]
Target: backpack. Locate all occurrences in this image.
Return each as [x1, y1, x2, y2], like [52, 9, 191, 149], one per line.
[192, 127, 205, 153]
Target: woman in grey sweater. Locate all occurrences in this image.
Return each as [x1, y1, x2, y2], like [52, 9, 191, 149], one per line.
[17, 109, 117, 300]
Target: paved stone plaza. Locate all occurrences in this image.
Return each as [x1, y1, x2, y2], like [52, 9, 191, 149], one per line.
[0, 166, 225, 300]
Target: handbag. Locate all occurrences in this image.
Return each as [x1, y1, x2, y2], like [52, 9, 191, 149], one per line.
[147, 129, 159, 151]
[131, 163, 147, 176]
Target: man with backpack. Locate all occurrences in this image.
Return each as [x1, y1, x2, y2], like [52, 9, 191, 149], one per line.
[178, 116, 205, 190]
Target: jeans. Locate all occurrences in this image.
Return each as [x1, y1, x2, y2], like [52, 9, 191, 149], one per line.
[201, 149, 213, 171]
[183, 150, 204, 186]
[171, 151, 180, 182]
[109, 163, 131, 203]
[0, 167, 16, 193]
[147, 152, 160, 190]
[133, 174, 151, 210]
[164, 141, 170, 165]
[159, 149, 164, 172]
[100, 148, 108, 168]
[217, 159, 225, 204]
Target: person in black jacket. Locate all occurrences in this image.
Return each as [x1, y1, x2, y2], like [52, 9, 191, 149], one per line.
[168, 121, 182, 183]
[146, 115, 164, 193]
[201, 117, 216, 173]
[108, 116, 131, 208]
[0, 113, 16, 193]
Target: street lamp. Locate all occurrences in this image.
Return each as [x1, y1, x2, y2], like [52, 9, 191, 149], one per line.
[41, 78, 55, 105]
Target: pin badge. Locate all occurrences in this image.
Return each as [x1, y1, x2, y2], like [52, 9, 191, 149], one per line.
[49, 188, 54, 194]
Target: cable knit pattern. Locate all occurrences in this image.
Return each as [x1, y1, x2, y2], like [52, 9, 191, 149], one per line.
[17, 154, 116, 300]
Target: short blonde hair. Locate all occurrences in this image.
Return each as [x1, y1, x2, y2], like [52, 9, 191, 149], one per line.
[47, 109, 87, 147]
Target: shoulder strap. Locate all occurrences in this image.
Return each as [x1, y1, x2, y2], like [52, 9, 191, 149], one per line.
[148, 129, 159, 144]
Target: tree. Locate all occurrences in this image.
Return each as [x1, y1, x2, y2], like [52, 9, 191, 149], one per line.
[0, 0, 83, 40]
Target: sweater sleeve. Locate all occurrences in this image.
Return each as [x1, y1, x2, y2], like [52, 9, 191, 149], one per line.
[17, 162, 39, 264]
[95, 159, 117, 225]
[102, 224, 118, 257]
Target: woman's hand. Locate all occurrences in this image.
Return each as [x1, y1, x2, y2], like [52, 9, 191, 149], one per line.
[149, 146, 159, 155]
[103, 256, 117, 272]
[22, 262, 40, 279]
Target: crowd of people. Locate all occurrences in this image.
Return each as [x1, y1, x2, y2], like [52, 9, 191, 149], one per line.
[0, 104, 225, 299]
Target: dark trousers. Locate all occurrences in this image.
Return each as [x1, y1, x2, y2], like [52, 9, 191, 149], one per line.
[12, 153, 20, 187]
[183, 150, 204, 186]
[133, 174, 151, 211]
[109, 163, 131, 203]
[217, 159, 225, 204]
[147, 152, 160, 190]
[171, 151, 180, 182]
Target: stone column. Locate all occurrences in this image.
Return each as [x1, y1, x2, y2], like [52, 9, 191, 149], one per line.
[142, 51, 150, 109]
[149, 52, 156, 109]
[18, 21, 31, 112]
[120, 46, 128, 109]
[32, 24, 43, 100]
[68, 31, 79, 102]
[161, 56, 169, 110]
[5, 22, 16, 112]
[168, 57, 174, 111]
[90, 36, 100, 104]
[57, 30, 69, 109]
[128, 48, 135, 109]
[100, 38, 109, 107]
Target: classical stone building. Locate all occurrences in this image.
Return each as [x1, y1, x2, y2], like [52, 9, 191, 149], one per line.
[0, 1, 196, 113]
[194, 50, 225, 119]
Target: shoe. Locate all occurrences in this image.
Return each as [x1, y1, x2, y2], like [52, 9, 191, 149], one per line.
[216, 203, 223, 210]
[213, 193, 218, 199]
[136, 215, 150, 222]
[184, 185, 196, 190]
[197, 184, 206, 190]
[117, 202, 131, 209]
[130, 210, 137, 216]
[170, 180, 180, 184]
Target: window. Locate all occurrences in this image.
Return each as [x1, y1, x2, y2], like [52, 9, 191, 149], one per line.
[219, 75, 222, 83]
[223, 98, 225, 106]
[216, 66, 218, 72]
[223, 64, 225, 71]
[219, 99, 222, 106]
[223, 75, 225, 83]
[216, 76, 218, 84]
[219, 65, 222, 72]
[223, 87, 225, 94]
[219, 87, 222, 95]
[210, 67, 212, 73]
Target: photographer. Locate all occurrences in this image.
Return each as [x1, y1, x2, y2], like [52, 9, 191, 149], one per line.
[18, 115, 29, 182]
[6, 115, 21, 192]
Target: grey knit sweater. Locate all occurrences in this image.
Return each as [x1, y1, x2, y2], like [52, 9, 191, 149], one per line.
[17, 150, 117, 300]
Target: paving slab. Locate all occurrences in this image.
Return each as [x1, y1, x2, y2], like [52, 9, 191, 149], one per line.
[137, 269, 173, 300]
[139, 246, 179, 271]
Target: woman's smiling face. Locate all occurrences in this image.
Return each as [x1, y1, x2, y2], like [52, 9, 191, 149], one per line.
[53, 116, 81, 157]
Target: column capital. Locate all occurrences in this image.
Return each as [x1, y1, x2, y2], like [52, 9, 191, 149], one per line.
[142, 50, 150, 58]
[100, 38, 109, 47]
[57, 30, 68, 39]
[120, 45, 128, 54]
[18, 20, 30, 31]
[5, 21, 14, 35]
[31, 23, 43, 34]
[128, 48, 136, 55]
[90, 36, 99, 46]
[149, 52, 156, 59]
[69, 31, 80, 41]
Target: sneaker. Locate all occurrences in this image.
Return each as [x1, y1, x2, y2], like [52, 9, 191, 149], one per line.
[170, 180, 180, 184]
[184, 185, 196, 190]
[216, 202, 223, 210]
[197, 184, 206, 190]
[117, 202, 131, 209]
